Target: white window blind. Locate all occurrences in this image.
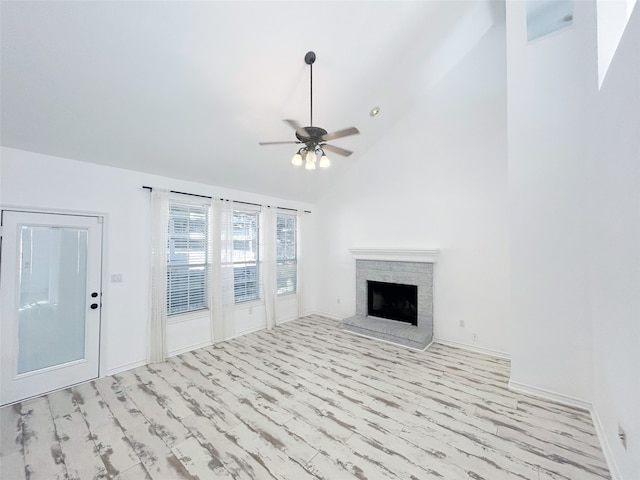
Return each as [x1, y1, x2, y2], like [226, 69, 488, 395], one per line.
[276, 214, 296, 295]
[167, 201, 209, 315]
[233, 210, 259, 303]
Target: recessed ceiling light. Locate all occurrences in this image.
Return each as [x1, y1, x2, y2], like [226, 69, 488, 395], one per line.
[370, 106, 381, 117]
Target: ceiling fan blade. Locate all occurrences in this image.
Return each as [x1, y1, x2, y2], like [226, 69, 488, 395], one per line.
[283, 119, 310, 137]
[322, 143, 353, 157]
[258, 141, 301, 145]
[321, 127, 360, 142]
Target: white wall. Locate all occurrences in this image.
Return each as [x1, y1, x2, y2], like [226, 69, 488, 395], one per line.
[312, 14, 509, 355]
[0, 147, 314, 375]
[591, 5, 640, 478]
[508, 2, 640, 477]
[506, 0, 598, 403]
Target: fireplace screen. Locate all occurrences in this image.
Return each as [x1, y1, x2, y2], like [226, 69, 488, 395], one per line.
[367, 280, 418, 325]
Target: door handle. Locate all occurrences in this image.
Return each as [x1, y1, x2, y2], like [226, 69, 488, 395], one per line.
[91, 292, 99, 298]
[90, 303, 99, 310]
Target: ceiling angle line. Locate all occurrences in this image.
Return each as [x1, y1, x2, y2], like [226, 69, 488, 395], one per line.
[141, 186, 311, 213]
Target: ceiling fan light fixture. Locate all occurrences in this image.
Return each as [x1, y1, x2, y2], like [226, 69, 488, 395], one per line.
[305, 159, 316, 170]
[305, 148, 316, 164]
[319, 152, 330, 168]
[291, 150, 303, 166]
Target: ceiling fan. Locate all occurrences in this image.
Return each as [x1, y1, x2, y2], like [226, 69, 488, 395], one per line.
[259, 51, 360, 170]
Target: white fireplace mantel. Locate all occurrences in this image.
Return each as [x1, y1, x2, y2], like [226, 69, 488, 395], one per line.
[349, 248, 440, 263]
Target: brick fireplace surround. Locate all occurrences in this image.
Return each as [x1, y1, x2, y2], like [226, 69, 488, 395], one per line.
[341, 249, 439, 350]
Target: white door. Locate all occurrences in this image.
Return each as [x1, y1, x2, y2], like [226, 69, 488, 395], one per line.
[0, 211, 103, 405]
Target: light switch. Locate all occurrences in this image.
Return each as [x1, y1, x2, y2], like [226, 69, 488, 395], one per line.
[111, 273, 123, 283]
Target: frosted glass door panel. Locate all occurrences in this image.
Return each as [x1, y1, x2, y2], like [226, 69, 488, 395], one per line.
[18, 226, 88, 374]
[1, 211, 102, 406]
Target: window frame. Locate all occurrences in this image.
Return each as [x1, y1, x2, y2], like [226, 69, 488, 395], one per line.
[166, 197, 210, 317]
[276, 213, 297, 296]
[232, 208, 260, 304]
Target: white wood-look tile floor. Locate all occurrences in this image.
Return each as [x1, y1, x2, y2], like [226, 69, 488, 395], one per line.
[0, 315, 611, 480]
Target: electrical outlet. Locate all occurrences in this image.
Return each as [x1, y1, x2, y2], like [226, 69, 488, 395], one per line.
[618, 425, 627, 449]
[472, 333, 478, 341]
[459, 320, 465, 328]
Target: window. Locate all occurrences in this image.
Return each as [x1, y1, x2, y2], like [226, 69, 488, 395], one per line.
[233, 209, 259, 303]
[276, 214, 296, 295]
[167, 201, 209, 315]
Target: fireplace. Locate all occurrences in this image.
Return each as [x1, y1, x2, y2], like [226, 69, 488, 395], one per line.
[341, 248, 439, 350]
[367, 280, 418, 325]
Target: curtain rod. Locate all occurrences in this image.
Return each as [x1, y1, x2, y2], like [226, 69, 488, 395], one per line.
[142, 186, 311, 213]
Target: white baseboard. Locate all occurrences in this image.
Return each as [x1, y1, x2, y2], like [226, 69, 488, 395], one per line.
[276, 315, 298, 326]
[434, 337, 510, 360]
[590, 405, 623, 480]
[105, 359, 147, 376]
[508, 380, 592, 411]
[168, 339, 213, 358]
[229, 324, 265, 339]
[307, 311, 343, 321]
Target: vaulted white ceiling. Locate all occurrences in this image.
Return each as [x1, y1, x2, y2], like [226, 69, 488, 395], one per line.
[1, 1, 500, 203]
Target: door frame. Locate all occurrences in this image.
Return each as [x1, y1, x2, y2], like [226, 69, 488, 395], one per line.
[0, 205, 110, 404]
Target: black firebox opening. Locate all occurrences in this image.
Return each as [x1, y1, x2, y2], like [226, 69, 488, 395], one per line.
[367, 280, 418, 325]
